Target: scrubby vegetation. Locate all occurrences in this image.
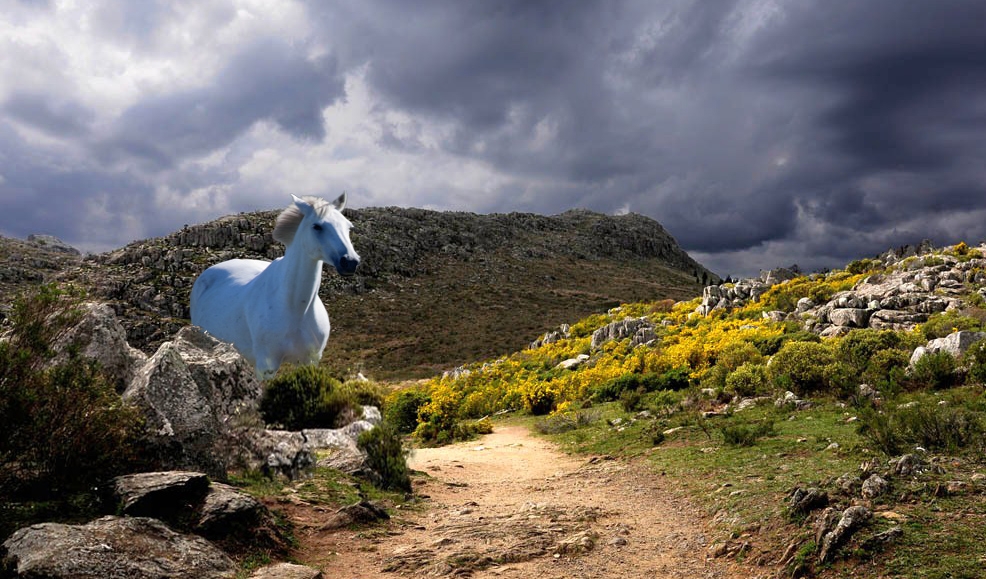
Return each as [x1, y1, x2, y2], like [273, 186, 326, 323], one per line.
[0, 285, 145, 539]
[0, 286, 144, 496]
[259, 365, 363, 429]
[385, 241, 986, 578]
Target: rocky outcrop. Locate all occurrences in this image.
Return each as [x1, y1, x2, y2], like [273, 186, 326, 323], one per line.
[910, 330, 986, 365]
[818, 506, 872, 562]
[123, 326, 262, 479]
[591, 317, 656, 349]
[1, 516, 237, 579]
[696, 243, 986, 341]
[26, 234, 81, 255]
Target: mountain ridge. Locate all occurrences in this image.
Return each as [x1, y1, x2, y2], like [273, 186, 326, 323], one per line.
[0, 205, 717, 379]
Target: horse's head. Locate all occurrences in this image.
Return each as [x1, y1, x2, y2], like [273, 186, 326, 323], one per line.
[275, 193, 361, 275]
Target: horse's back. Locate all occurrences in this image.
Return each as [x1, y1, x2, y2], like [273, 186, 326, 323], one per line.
[191, 259, 270, 346]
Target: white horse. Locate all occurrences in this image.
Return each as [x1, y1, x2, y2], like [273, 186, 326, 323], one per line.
[190, 193, 360, 379]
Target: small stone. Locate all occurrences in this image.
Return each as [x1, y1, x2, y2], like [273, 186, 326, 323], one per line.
[861, 475, 890, 499]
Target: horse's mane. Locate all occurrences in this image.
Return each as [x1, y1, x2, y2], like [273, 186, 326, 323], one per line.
[272, 196, 334, 246]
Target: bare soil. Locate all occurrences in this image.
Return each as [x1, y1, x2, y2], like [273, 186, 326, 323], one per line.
[284, 425, 755, 578]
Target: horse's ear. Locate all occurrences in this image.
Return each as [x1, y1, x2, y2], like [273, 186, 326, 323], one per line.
[331, 191, 347, 211]
[291, 195, 314, 216]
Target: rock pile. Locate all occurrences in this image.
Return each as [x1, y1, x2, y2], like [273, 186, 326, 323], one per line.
[2, 301, 380, 578]
[696, 243, 986, 340]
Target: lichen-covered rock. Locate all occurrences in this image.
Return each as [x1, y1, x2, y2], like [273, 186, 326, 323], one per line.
[113, 471, 211, 519]
[590, 317, 656, 349]
[248, 563, 323, 579]
[123, 326, 262, 478]
[818, 506, 872, 562]
[52, 302, 147, 392]
[227, 429, 315, 479]
[910, 330, 986, 366]
[1, 516, 236, 579]
[861, 474, 890, 499]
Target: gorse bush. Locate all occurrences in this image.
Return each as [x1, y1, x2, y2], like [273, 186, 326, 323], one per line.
[0, 284, 143, 498]
[384, 389, 431, 434]
[857, 401, 985, 455]
[357, 422, 411, 492]
[910, 351, 959, 389]
[724, 363, 771, 398]
[768, 340, 833, 395]
[921, 310, 984, 340]
[964, 338, 986, 384]
[259, 365, 359, 429]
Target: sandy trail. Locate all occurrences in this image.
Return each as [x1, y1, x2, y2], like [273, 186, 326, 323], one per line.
[289, 425, 749, 578]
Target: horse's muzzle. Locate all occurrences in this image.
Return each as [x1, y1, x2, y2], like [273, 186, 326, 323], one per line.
[337, 256, 360, 276]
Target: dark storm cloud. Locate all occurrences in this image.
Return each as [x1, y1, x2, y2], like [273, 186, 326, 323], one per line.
[3, 92, 94, 137]
[103, 38, 344, 169]
[3, 1, 986, 276]
[310, 0, 986, 274]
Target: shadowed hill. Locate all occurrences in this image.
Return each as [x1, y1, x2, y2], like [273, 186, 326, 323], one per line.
[1, 207, 717, 379]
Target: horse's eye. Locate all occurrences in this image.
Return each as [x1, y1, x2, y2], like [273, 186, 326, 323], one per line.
[313, 223, 323, 231]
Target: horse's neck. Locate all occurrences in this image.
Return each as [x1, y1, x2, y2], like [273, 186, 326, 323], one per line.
[266, 244, 323, 313]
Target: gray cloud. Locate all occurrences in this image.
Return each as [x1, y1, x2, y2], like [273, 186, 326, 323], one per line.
[1, 0, 985, 276]
[103, 38, 344, 169]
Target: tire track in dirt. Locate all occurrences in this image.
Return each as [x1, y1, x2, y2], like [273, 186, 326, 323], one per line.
[289, 425, 752, 578]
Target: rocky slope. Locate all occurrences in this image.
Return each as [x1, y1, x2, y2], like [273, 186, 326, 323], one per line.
[0, 207, 716, 379]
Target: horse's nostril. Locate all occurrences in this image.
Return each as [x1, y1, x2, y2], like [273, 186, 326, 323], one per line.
[339, 257, 360, 274]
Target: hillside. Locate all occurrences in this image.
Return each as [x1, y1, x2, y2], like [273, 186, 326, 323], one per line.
[0, 207, 716, 379]
[405, 239, 986, 578]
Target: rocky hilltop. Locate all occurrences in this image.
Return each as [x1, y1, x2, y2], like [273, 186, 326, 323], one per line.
[1, 207, 716, 378]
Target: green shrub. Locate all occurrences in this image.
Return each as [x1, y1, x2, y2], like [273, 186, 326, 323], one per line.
[921, 311, 984, 340]
[720, 420, 775, 447]
[769, 341, 834, 395]
[857, 402, 985, 455]
[259, 365, 359, 429]
[699, 365, 729, 393]
[822, 361, 859, 399]
[658, 366, 692, 391]
[0, 285, 143, 498]
[836, 330, 904, 373]
[863, 348, 910, 394]
[357, 423, 411, 492]
[619, 387, 645, 412]
[910, 351, 959, 389]
[724, 363, 771, 398]
[414, 418, 491, 446]
[341, 379, 385, 408]
[384, 390, 431, 434]
[753, 330, 820, 356]
[846, 259, 880, 275]
[716, 341, 763, 372]
[965, 339, 986, 385]
[592, 372, 668, 402]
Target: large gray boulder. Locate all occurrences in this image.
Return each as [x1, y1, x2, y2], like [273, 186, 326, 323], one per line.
[114, 471, 211, 520]
[226, 429, 315, 479]
[1, 516, 236, 579]
[123, 326, 262, 478]
[910, 330, 986, 366]
[53, 302, 147, 392]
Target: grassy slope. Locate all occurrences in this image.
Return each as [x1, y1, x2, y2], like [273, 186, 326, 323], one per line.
[409, 245, 986, 578]
[330, 255, 701, 379]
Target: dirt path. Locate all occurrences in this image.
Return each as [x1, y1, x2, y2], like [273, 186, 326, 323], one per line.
[290, 425, 751, 578]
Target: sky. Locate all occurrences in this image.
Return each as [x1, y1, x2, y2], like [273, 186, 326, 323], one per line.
[1, 1, 985, 278]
